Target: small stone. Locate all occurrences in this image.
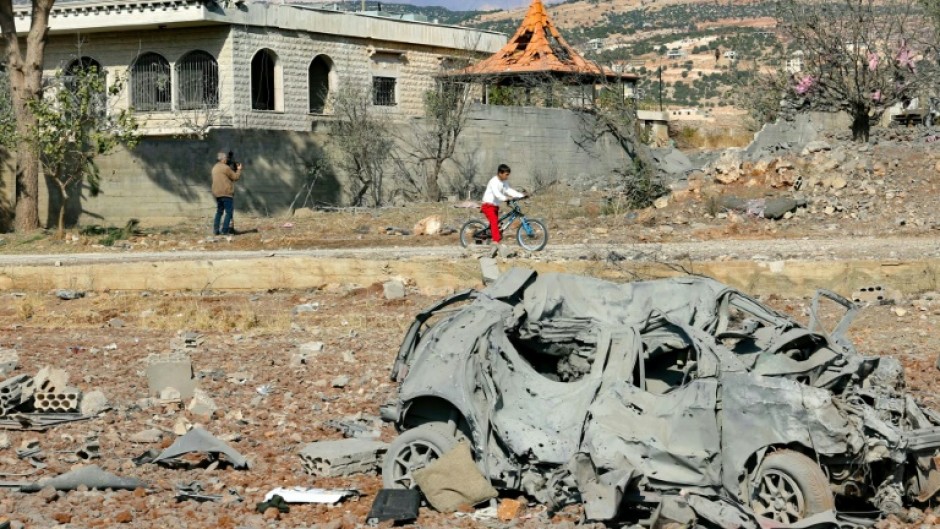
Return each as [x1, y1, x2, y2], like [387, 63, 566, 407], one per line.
[108, 318, 125, 328]
[0, 434, 9, 450]
[383, 280, 406, 300]
[293, 303, 320, 314]
[186, 389, 218, 419]
[331, 375, 350, 388]
[498, 498, 525, 521]
[130, 429, 164, 444]
[52, 512, 72, 524]
[653, 197, 669, 209]
[299, 342, 324, 354]
[480, 257, 500, 284]
[263, 507, 281, 521]
[55, 289, 85, 301]
[114, 510, 133, 523]
[80, 390, 109, 416]
[892, 307, 908, 317]
[38, 486, 58, 503]
[173, 417, 192, 436]
[159, 387, 182, 402]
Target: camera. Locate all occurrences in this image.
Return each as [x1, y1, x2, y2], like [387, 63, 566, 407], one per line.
[226, 151, 238, 171]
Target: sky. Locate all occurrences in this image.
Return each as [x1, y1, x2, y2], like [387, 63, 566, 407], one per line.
[395, 0, 564, 11]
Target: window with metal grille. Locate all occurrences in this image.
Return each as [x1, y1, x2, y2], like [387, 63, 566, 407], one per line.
[64, 57, 107, 114]
[372, 76, 397, 106]
[177, 51, 219, 110]
[251, 49, 278, 111]
[131, 52, 171, 112]
[308, 55, 333, 114]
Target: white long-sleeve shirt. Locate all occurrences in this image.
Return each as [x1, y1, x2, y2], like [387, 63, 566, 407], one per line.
[482, 176, 525, 207]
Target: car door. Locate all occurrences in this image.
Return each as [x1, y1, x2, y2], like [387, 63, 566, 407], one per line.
[582, 323, 722, 491]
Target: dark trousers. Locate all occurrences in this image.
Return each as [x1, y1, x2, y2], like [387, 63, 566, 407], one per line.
[213, 196, 234, 235]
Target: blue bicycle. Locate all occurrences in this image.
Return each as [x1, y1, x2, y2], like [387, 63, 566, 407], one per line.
[459, 198, 548, 251]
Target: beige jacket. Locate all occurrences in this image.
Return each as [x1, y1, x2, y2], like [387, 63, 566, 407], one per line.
[211, 162, 242, 198]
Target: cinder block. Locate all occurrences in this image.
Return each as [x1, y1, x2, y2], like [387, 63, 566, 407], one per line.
[299, 439, 388, 477]
[145, 353, 197, 399]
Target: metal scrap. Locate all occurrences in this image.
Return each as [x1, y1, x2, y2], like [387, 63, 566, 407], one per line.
[151, 427, 250, 469]
[386, 269, 940, 525]
[19, 465, 146, 492]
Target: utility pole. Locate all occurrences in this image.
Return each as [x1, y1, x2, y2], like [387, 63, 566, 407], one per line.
[361, 0, 365, 11]
[658, 65, 663, 112]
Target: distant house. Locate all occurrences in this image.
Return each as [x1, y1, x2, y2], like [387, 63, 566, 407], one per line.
[587, 38, 605, 51]
[666, 49, 686, 59]
[723, 50, 738, 61]
[786, 50, 805, 74]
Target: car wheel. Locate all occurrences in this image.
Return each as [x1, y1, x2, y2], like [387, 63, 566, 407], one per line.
[382, 422, 462, 490]
[751, 450, 835, 523]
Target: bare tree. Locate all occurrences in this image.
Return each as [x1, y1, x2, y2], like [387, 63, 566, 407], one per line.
[0, 0, 56, 231]
[329, 84, 395, 206]
[777, 0, 938, 141]
[399, 80, 474, 201]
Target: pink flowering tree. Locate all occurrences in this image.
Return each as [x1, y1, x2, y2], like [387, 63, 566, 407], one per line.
[777, 0, 938, 141]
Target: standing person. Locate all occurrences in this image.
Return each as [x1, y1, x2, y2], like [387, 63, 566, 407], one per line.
[481, 164, 526, 246]
[212, 151, 243, 236]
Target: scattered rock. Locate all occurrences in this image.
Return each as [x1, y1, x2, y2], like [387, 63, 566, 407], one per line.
[331, 375, 350, 388]
[498, 498, 526, 521]
[114, 510, 133, 524]
[55, 290, 85, 301]
[187, 389, 218, 419]
[0, 433, 9, 450]
[763, 198, 799, 220]
[801, 140, 831, 154]
[653, 197, 669, 209]
[130, 429, 164, 444]
[0, 349, 18, 377]
[480, 258, 500, 284]
[79, 390, 109, 416]
[383, 280, 406, 300]
[292, 303, 320, 314]
[892, 307, 908, 317]
[108, 318, 125, 328]
[413, 215, 443, 236]
[52, 512, 72, 524]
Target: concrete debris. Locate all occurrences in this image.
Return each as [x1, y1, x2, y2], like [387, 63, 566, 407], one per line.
[852, 285, 900, 306]
[152, 427, 250, 469]
[130, 429, 164, 444]
[497, 498, 526, 521]
[331, 375, 349, 388]
[174, 417, 193, 436]
[33, 387, 81, 413]
[413, 443, 498, 513]
[76, 434, 100, 460]
[145, 353, 198, 400]
[413, 215, 443, 236]
[0, 433, 9, 449]
[171, 331, 204, 350]
[0, 375, 32, 416]
[28, 366, 69, 399]
[79, 390, 109, 416]
[0, 350, 18, 377]
[325, 416, 382, 439]
[387, 269, 940, 524]
[186, 389, 218, 419]
[298, 439, 388, 477]
[55, 289, 85, 301]
[801, 140, 832, 155]
[292, 302, 320, 314]
[383, 280, 406, 300]
[19, 465, 146, 492]
[480, 257, 500, 285]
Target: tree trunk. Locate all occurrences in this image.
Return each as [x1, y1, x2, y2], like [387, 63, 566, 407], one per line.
[1, 0, 58, 232]
[55, 178, 67, 237]
[851, 106, 870, 142]
[426, 161, 442, 202]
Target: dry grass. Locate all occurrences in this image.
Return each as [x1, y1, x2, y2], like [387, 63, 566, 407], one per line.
[673, 126, 752, 150]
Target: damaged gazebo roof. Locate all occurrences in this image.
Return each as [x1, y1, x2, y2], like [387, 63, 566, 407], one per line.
[440, 0, 638, 85]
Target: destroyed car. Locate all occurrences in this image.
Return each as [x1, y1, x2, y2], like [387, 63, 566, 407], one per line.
[382, 269, 940, 524]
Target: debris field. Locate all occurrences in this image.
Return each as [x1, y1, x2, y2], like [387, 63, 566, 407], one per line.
[0, 279, 938, 529]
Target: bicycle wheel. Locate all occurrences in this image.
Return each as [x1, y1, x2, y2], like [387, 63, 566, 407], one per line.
[517, 218, 548, 251]
[459, 219, 489, 248]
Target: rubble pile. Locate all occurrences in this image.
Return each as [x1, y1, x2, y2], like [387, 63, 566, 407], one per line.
[0, 362, 106, 421]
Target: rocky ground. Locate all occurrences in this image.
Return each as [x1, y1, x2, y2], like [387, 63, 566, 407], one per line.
[0, 279, 939, 529]
[1, 128, 940, 256]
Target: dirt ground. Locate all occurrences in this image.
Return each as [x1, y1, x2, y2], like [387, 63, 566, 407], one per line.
[0, 280, 938, 529]
[2, 138, 940, 257]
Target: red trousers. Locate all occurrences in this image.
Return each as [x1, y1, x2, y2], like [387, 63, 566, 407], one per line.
[481, 203, 501, 243]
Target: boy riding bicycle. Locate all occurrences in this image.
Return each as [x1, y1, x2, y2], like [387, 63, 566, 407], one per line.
[481, 164, 527, 245]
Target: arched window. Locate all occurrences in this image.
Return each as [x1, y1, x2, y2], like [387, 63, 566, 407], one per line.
[177, 50, 219, 110]
[131, 52, 171, 112]
[251, 49, 279, 111]
[308, 55, 335, 114]
[64, 57, 106, 112]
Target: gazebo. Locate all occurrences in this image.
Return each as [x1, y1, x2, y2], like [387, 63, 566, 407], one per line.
[441, 0, 638, 107]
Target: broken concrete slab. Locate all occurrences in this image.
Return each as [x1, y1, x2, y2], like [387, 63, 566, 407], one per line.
[763, 198, 800, 220]
[0, 350, 18, 378]
[0, 375, 32, 415]
[186, 389, 218, 419]
[79, 390, 109, 416]
[412, 443, 497, 513]
[298, 439, 388, 477]
[145, 353, 197, 400]
[130, 429, 164, 444]
[152, 427, 249, 469]
[33, 387, 81, 413]
[480, 257, 500, 284]
[19, 465, 146, 492]
[383, 280, 406, 300]
[27, 366, 69, 398]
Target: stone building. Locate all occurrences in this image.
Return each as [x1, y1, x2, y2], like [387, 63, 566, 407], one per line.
[1, 0, 505, 225]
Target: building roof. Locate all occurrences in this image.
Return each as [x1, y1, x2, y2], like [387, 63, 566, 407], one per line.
[444, 0, 636, 83]
[12, 0, 506, 54]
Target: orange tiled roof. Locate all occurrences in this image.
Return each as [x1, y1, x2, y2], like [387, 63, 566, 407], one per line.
[453, 0, 627, 80]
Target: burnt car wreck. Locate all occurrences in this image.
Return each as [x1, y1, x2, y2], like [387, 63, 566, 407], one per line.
[382, 269, 940, 527]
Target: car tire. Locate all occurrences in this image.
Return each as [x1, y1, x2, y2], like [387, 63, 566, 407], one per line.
[750, 450, 835, 524]
[382, 422, 463, 490]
